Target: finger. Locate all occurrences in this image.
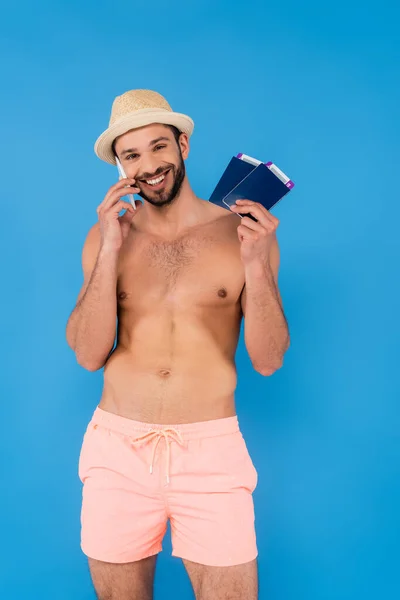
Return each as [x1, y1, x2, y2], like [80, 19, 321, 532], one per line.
[98, 183, 140, 213]
[119, 200, 143, 224]
[231, 202, 270, 227]
[237, 224, 259, 240]
[119, 204, 140, 224]
[106, 182, 140, 207]
[235, 200, 279, 225]
[230, 205, 259, 223]
[98, 178, 139, 211]
[238, 216, 265, 233]
[110, 200, 136, 215]
[127, 200, 143, 214]
[104, 178, 137, 202]
[235, 205, 276, 230]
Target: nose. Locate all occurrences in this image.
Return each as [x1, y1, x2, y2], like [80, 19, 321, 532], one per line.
[136, 155, 165, 181]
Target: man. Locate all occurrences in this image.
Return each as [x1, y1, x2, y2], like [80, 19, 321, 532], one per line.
[66, 89, 290, 600]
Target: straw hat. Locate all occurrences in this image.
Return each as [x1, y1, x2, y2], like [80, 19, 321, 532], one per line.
[94, 89, 195, 165]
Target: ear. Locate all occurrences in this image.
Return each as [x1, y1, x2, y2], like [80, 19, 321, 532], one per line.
[179, 133, 190, 160]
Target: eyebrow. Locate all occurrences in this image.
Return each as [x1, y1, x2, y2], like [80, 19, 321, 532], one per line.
[120, 136, 170, 157]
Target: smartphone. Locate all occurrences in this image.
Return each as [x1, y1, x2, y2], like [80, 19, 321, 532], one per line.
[115, 156, 136, 209]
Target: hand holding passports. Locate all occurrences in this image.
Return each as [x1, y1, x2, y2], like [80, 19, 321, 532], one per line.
[209, 153, 294, 221]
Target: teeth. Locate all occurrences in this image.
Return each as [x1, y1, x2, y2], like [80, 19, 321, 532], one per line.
[146, 173, 166, 186]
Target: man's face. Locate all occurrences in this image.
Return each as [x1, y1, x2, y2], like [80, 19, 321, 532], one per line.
[114, 124, 188, 208]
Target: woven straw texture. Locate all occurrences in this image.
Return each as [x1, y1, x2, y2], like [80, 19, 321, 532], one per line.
[94, 89, 194, 166]
[109, 90, 172, 125]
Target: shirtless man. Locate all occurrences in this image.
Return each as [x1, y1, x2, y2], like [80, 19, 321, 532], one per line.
[66, 89, 290, 600]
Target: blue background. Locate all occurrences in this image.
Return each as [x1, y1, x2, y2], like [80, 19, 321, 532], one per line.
[1, 0, 399, 598]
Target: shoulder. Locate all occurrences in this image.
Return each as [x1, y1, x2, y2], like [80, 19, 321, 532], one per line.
[217, 210, 242, 240]
[202, 200, 240, 230]
[85, 221, 100, 240]
[206, 200, 233, 218]
[82, 221, 101, 253]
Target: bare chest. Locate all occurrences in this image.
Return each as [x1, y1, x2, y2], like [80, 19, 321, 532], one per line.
[116, 222, 244, 311]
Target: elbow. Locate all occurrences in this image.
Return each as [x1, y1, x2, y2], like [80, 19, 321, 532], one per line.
[249, 336, 290, 376]
[258, 337, 290, 376]
[254, 361, 283, 377]
[82, 362, 104, 372]
[75, 343, 114, 372]
[76, 354, 105, 372]
[253, 343, 289, 377]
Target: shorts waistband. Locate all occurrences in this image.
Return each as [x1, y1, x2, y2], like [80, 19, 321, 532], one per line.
[90, 406, 240, 440]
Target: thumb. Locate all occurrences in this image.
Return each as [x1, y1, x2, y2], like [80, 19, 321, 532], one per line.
[119, 201, 143, 224]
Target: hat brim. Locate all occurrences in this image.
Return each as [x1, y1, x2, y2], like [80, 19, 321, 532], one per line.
[94, 108, 194, 165]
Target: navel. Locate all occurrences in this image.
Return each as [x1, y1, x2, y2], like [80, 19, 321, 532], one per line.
[158, 369, 172, 377]
[217, 288, 228, 298]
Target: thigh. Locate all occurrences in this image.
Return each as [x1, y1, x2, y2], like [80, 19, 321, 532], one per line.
[88, 554, 157, 600]
[183, 557, 258, 600]
[79, 422, 167, 563]
[169, 430, 258, 566]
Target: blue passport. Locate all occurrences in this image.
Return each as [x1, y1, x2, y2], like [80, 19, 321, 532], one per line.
[209, 154, 294, 219]
[209, 156, 256, 208]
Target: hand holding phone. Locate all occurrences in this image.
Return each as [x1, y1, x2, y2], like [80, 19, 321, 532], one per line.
[115, 156, 137, 209]
[96, 176, 142, 252]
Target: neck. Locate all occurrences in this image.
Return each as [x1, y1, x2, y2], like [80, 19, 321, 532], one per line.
[139, 178, 206, 238]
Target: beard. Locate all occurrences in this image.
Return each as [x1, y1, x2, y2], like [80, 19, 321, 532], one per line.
[137, 151, 186, 208]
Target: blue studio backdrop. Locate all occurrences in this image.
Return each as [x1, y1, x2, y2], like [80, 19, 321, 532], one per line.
[0, 1, 399, 599]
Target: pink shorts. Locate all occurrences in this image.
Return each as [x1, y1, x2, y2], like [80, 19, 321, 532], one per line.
[78, 406, 258, 567]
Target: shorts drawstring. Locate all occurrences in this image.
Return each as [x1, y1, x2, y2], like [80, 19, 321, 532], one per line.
[131, 428, 185, 485]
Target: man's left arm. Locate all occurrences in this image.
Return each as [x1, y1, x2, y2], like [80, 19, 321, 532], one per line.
[231, 199, 290, 376]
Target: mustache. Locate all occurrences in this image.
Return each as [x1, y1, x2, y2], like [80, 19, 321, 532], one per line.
[137, 167, 172, 182]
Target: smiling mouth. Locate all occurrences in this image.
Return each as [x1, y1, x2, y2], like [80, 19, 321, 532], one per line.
[140, 169, 171, 188]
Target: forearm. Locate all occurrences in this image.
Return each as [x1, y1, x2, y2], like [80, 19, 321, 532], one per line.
[243, 260, 290, 374]
[66, 247, 119, 370]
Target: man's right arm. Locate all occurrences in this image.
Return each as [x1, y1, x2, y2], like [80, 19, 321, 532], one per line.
[65, 223, 119, 371]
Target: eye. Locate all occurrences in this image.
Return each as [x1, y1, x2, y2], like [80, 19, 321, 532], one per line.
[154, 145, 166, 151]
[126, 154, 138, 160]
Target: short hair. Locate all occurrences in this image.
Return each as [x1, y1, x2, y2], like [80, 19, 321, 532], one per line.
[112, 124, 182, 159]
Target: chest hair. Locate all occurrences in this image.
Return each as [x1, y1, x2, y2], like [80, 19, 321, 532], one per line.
[143, 235, 209, 286]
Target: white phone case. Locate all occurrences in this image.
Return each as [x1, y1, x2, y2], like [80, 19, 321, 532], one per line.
[115, 156, 136, 209]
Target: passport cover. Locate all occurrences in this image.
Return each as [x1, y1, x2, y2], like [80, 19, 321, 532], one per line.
[222, 162, 291, 212]
[209, 155, 293, 218]
[208, 156, 257, 208]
